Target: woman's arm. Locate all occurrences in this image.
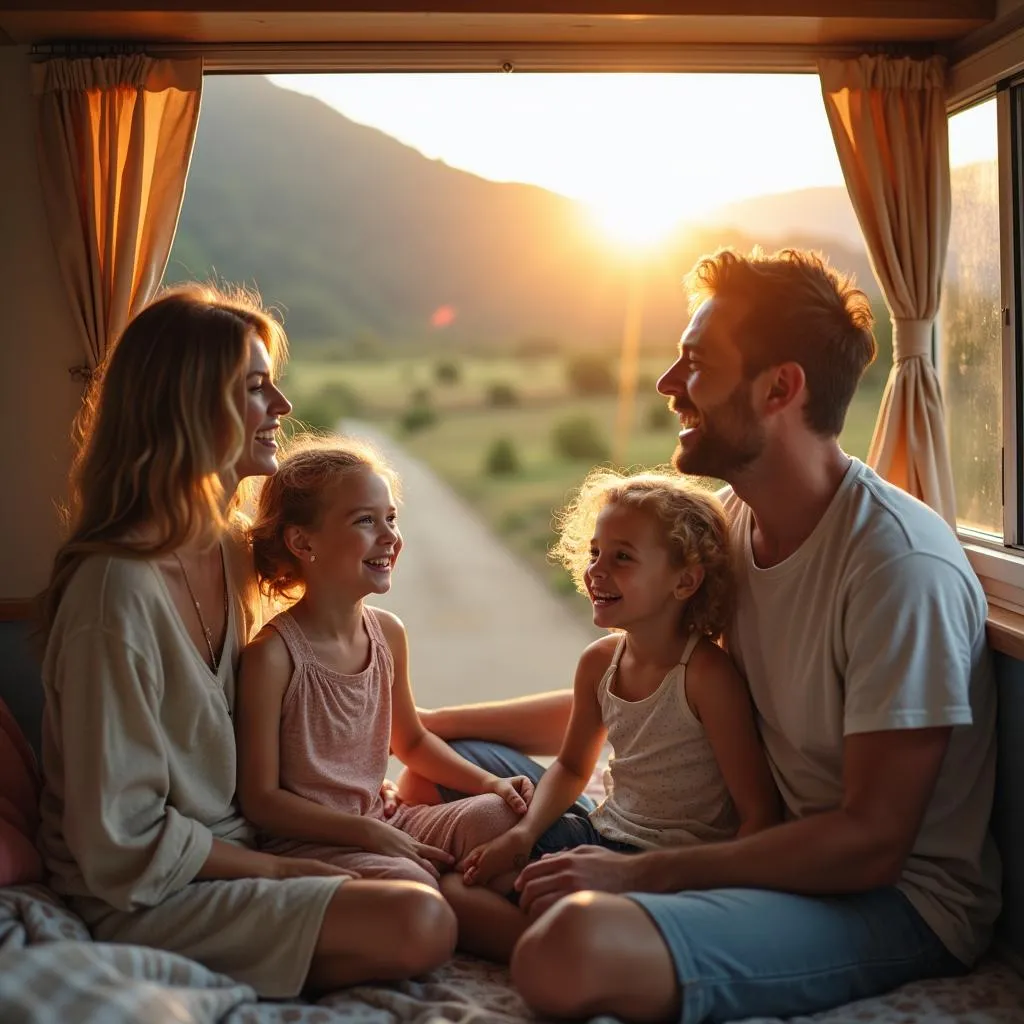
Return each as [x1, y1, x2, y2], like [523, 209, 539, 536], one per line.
[48, 629, 217, 910]
[195, 837, 352, 881]
[418, 691, 575, 755]
[685, 641, 781, 836]
[235, 629, 397, 850]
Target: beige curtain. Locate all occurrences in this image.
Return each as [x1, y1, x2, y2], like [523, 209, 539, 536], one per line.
[819, 55, 956, 527]
[33, 56, 203, 374]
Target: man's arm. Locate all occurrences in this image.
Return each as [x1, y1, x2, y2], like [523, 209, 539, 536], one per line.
[418, 690, 574, 756]
[517, 726, 950, 915]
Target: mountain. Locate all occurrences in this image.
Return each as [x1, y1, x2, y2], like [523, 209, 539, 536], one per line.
[168, 75, 879, 355]
[696, 186, 863, 252]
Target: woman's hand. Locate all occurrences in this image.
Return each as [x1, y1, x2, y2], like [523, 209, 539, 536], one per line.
[460, 827, 534, 888]
[486, 774, 534, 814]
[364, 820, 454, 879]
[270, 855, 360, 881]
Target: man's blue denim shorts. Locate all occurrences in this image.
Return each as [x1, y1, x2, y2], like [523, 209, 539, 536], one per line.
[627, 885, 965, 1023]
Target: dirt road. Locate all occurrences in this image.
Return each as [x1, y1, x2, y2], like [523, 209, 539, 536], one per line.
[347, 424, 598, 716]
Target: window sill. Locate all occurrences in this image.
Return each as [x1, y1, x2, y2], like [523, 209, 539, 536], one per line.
[960, 542, 1024, 658]
[987, 605, 1024, 661]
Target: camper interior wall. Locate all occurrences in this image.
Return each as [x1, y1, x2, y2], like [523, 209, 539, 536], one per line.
[0, 47, 81, 600]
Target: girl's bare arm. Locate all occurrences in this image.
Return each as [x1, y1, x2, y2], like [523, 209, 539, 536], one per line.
[685, 640, 781, 836]
[498, 638, 612, 841]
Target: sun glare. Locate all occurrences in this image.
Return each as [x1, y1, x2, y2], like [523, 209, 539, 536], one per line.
[589, 196, 683, 251]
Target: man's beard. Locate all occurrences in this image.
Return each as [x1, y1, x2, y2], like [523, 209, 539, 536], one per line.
[672, 381, 766, 480]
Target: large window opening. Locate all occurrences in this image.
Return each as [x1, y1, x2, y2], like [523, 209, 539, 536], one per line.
[939, 96, 1001, 538]
[167, 71, 895, 712]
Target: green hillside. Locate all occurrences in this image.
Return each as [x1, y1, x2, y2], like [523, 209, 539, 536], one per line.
[168, 75, 880, 357]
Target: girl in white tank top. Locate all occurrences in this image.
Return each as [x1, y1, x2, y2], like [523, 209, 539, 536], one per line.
[445, 469, 781, 962]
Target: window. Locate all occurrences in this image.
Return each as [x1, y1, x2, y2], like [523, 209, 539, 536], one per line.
[938, 96, 1002, 537]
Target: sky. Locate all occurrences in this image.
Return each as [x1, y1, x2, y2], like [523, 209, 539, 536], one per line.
[271, 73, 998, 248]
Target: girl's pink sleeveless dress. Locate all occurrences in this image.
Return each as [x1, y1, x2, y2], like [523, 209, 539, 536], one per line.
[260, 607, 519, 887]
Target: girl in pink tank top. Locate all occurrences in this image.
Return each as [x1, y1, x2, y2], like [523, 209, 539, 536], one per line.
[235, 436, 532, 890]
[438, 469, 781, 962]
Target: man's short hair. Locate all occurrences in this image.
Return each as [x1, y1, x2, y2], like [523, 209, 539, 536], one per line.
[686, 248, 877, 437]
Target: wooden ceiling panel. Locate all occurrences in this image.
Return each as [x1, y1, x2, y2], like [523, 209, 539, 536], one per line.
[0, 3, 994, 51]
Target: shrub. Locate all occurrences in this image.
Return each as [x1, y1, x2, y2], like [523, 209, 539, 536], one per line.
[565, 354, 616, 396]
[552, 415, 610, 461]
[290, 397, 339, 434]
[499, 509, 529, 534]
[289, 380, 365, 433]
[516, 335, 562, 359]
[645, 398, 676, 432]
[399, 402, 438, 434]
[321, 381, 365, 418]
[484, 437, 521, 476]
[434, 359, 461, 385]
[487, 381, 519, 408]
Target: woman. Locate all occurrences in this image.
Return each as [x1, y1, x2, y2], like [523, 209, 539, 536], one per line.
[37, 285, 455, 999]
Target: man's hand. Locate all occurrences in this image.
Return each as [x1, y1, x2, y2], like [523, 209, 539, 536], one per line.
[461, 826, 534, 887]
[516, 846, 642, 918]
[486, 774, 535, 814]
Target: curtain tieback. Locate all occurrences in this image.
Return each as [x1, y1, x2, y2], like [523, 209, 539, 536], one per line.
[892, 318, 933, 362]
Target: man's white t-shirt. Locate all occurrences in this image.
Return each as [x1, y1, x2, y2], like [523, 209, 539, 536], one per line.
[722, 458, 1001, 966]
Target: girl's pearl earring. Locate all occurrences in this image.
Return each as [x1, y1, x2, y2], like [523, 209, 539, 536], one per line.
[309, 554, 317, 563]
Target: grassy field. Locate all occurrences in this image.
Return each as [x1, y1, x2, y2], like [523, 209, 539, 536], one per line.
[286, 352, 884, 602]
[285, 353, 603, 415]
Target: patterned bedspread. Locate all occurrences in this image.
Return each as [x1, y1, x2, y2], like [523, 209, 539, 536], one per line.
[1, 883, 1023, 1023]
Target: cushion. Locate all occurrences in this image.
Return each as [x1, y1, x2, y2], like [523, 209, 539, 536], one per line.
[0, 696, 42, 886]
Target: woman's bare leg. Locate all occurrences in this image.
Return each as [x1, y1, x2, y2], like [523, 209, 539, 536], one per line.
[305, 880, 456, 992]
[440, 872, 528, 964]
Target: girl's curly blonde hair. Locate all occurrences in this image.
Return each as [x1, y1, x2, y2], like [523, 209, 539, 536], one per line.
[550, 468, 733, 640]
[249, 433, 400, 602]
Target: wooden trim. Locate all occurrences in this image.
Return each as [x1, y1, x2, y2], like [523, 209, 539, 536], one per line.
[0, 600, 35, 623]
[0, 1, 995, 15]
[948, 13, 1024, 102]
[189, 41, 848, 73]
[987, 605, 1024, 661]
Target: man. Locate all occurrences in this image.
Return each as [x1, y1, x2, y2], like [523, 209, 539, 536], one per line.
[423, 248, 1000, 1024]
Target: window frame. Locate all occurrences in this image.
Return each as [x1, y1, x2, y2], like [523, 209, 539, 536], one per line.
[947, 30, 1024, 633]
[942, 81, 1024, 609]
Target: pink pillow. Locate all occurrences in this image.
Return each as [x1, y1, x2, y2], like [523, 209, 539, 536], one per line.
[0, 697, 43, 885]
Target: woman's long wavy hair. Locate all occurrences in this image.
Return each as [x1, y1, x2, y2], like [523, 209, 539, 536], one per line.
[40, 283, 288, 636]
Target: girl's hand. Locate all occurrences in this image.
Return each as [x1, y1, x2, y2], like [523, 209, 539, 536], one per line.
[270, 856, 360, 881]
[461, 827, 534, 887]
[486, 774, 534, 814]
[366, 820, 454, 879]
[379, 778, 402, 818]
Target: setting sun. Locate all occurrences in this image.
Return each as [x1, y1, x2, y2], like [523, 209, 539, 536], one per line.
[588, 195, 684, 250]
[270, 73, 849, 230]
